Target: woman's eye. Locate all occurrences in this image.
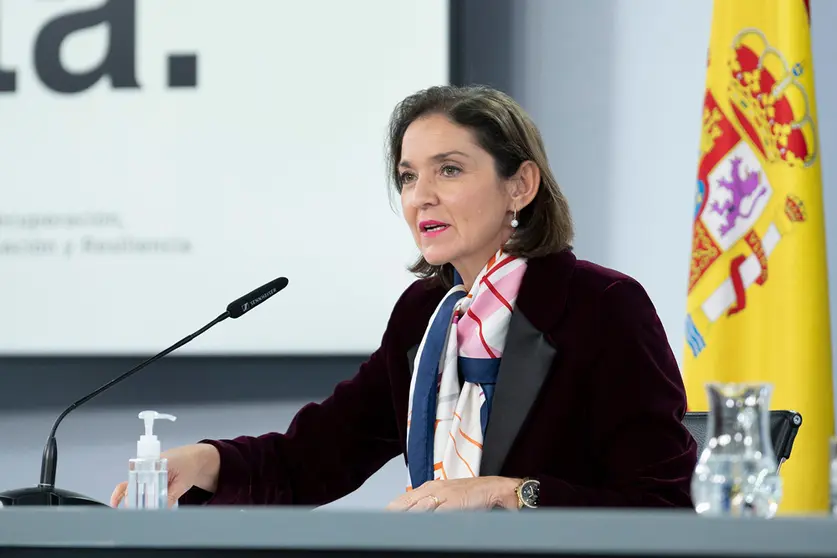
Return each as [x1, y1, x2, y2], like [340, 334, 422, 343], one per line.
[441, 165, 461, 177]
[399, 172, 416, 184]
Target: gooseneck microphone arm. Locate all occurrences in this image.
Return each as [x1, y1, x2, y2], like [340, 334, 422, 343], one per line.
[38, 311, 231, 489]
[37, 275, 289, 492]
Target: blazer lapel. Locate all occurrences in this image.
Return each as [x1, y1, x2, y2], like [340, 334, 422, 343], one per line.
[479, 307, 556, 476]
[478, 250, 574, 475]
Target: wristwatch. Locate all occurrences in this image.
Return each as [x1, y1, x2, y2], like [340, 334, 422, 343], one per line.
[515, 478, 540, 509]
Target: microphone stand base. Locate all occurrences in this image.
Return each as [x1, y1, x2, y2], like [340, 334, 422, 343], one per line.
[0, 486, 107, 507]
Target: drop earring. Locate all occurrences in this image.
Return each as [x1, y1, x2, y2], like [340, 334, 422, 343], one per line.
[510, 209, 519, 229]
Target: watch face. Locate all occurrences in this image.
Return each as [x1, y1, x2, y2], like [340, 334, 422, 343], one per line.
[520, 480, 539, 507]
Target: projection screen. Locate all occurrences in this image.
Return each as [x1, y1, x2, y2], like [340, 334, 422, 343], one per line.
[0, 0, 450, 355]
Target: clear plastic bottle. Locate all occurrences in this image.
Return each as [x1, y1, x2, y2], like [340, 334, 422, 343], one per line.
[125, 410, 176, 510]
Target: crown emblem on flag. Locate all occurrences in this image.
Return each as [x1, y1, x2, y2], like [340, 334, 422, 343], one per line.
[725, 28, 817, 168]
[784, 195, 807, 223]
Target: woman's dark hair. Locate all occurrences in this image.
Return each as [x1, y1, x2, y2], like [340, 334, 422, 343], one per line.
[386, 84, 574, 287]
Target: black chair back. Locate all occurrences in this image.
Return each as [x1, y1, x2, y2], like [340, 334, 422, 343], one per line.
[683, 410, 803, 467]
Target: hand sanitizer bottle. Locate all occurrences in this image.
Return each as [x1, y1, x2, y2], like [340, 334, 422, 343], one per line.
[125, 410, 176, 510]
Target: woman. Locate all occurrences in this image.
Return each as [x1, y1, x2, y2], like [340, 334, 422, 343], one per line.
[111, 85, 697, 511]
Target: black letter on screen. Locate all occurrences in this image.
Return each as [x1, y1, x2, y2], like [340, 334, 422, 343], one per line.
[34, 0, 139, 94]
[0, 3, 17, 92]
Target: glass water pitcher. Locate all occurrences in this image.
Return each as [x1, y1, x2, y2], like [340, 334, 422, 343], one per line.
[692, 382, 782, 518]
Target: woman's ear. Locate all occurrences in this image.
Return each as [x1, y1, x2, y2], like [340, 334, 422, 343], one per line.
[507, 160, 540, 210]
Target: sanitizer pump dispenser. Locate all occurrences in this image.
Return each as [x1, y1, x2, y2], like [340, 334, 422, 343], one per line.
[125, 410, 176, 509]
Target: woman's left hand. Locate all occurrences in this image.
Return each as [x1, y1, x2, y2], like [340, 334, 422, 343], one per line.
[386, 477, 521, 512]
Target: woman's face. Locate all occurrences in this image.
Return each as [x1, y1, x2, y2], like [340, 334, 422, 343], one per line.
[399, 114, 519, 286]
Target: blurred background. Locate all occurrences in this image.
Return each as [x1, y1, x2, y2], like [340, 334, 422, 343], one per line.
[1, 0, 836, 508]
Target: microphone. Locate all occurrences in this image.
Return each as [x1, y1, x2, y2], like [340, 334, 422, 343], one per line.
[0, 276, 289, 507]
[227, 277, 289, 319]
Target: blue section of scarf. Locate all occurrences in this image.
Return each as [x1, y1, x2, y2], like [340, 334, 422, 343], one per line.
[407, 272, 501, 489]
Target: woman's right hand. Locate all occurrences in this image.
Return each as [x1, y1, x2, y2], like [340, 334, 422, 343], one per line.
[110, 443, 221, 508]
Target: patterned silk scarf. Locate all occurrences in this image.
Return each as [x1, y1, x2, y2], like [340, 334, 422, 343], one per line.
[406, 249, 528, 489]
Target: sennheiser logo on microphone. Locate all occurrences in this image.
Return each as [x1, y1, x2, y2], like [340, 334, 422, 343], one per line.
[242, 288, 277, 313]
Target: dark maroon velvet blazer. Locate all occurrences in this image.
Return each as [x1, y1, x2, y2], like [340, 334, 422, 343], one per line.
[180, 249, 698, 508]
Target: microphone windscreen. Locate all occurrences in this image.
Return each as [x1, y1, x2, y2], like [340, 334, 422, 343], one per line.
[226, 277, 289, 319]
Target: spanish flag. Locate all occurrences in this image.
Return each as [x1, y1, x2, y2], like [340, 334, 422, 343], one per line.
[684, 0, 833, 513]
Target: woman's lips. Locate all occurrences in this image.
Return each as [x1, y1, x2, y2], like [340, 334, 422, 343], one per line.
[419, 220, 450, 237]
